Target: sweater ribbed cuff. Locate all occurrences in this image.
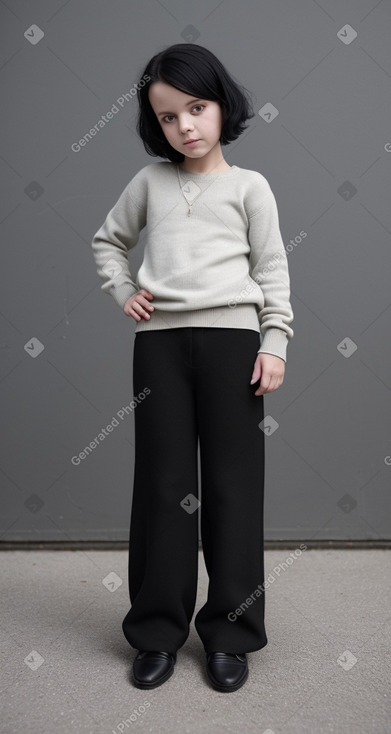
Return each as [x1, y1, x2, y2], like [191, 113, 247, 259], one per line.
[257, 328, 289, 363]
[109, 283, 139, 310]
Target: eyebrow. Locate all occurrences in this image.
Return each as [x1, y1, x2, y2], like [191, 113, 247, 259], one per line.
[157, 99, 205, 117]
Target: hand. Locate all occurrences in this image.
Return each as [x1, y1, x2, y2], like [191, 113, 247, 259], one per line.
[124, 289, 155, 321]
[250, 353, 285, 395]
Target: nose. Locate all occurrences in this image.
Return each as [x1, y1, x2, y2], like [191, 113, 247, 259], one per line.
[178, 114, 194, 135]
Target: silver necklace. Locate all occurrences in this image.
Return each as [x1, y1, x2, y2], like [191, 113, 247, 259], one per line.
[176, 164, 223, 216]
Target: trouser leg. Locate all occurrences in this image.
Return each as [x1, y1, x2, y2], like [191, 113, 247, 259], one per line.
[193, 327, 268, 654]
[122, 329, 199, 654]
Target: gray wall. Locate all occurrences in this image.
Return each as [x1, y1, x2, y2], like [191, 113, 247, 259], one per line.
[1, 0, 390, 542]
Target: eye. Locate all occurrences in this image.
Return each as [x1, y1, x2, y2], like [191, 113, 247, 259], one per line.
[162, 104, 205, 123]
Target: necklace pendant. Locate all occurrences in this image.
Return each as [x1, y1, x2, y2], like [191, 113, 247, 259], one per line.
[188, 206, 191, 216]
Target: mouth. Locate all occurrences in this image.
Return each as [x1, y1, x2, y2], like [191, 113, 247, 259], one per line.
[183, 139, 200, 146]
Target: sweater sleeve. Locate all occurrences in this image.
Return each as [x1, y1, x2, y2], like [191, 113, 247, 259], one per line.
[247, 184, 294, 363]
[91, 181, 147, 311]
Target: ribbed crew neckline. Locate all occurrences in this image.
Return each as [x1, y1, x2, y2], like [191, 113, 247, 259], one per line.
[177, 164, 239, 178]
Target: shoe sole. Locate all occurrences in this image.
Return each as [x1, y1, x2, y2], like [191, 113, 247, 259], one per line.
[206, 665, 249, 692]
[133, 662, 175, 689]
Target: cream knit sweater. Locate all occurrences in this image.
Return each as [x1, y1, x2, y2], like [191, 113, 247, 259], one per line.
[91, 162, 294, 362]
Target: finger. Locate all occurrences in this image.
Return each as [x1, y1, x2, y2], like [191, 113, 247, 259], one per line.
[256, 375, 272, 395]
[255, 375, 280, 394]
[128, 311, 141, 321]
[124, 304, 136, 317]
[130, 308, 141, 321]
[129, 302, 144, 319]
[268, 376, 278, 392]
[261, 375, 272, 392]
[250, 370, 260, 384]
[134, 301, 152, 319]
[140, 298, 154, 311]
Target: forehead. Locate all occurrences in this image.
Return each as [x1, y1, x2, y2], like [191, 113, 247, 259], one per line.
[148, 81, 199, 110]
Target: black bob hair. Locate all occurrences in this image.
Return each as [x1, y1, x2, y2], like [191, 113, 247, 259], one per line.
[135, 43, 255, 163]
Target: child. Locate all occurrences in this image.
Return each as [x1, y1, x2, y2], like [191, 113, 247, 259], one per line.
[91, 43, 294, 693]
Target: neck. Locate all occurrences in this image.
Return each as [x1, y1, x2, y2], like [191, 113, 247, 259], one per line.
[179, 150, 231, 175]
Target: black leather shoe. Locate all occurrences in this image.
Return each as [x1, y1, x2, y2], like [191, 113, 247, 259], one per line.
[132, 650, 177, 689]
[206, 652, 249, 692]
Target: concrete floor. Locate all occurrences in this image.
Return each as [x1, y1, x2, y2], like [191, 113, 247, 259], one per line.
[0, 548, 390, 734]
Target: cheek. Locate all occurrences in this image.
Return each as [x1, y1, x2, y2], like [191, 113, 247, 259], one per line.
[204, 114, 222, 134]
[162, 126, 181, 146]
[159, 126, 172, 141]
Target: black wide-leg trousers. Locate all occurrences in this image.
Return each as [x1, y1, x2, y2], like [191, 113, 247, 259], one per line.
[122, 327, 268, 655]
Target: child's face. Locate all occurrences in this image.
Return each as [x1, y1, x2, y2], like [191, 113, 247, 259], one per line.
[148, 81, 225, 161]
